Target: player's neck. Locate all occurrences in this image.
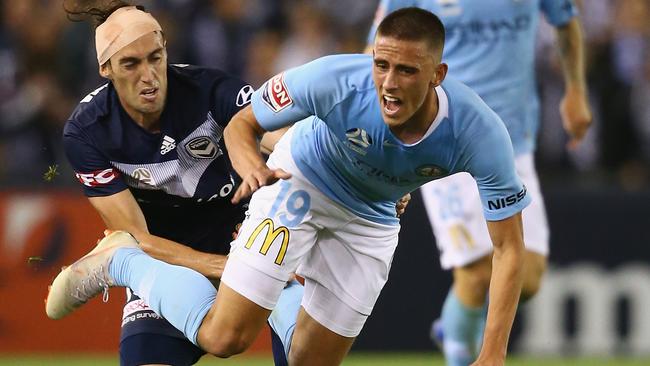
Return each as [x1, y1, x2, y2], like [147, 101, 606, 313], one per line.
[391, 86, 439, 144]
[123, 106, 163, 133]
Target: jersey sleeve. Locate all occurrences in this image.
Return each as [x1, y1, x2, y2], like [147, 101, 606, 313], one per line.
[541, 0, 578, 26]
[63, 125, 127, 197]
[250, 56, 350, 131]
[212, 76, 254, 126]
[366, 0, 418, 45]
[461, 113, 531, 222]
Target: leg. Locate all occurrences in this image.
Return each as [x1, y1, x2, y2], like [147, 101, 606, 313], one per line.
[268, 280, 304, 362]
[119, 289, 205, 366]
[437, 255, 492, 366]
[112, 245, 271, 358]
[520, 251, 547, 302]
[120, 334, 204, 366]
[288, 279, 367, 366]
[420, 174, 495, 366]
[197, 283, 271, 357]
[453, 255, 492, 308]
[289, 309, 355, 366]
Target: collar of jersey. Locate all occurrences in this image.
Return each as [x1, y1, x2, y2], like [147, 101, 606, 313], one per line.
[401, 85, 449, 147]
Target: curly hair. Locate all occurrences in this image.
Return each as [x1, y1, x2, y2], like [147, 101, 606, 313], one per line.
[62, 0, 145, 29]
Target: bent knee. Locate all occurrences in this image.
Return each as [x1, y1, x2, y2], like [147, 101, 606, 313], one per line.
[201, 331, 253, 358]
[520, 252, 547, 302]
[455, 256, 493, 291]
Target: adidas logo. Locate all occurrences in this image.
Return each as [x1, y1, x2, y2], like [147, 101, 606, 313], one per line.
[160, 135, 176, 155]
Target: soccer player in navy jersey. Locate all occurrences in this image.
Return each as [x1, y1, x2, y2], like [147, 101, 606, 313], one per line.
[50, 8, 526, 366]
[58, 2, 292, 365]
[367, 2, 591, 365]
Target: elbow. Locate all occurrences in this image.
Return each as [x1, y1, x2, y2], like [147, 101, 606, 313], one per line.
[493, 237, 525, 267]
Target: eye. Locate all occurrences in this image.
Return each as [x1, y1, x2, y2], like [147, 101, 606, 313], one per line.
[399, 67, 417, 75]
[374, 61, 388, 71]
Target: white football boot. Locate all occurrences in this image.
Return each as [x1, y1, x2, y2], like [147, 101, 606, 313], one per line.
[46, 230, 139, 320]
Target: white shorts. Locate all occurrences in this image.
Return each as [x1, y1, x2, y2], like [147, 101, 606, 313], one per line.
[420, 153, 549, 270]
[221, 128, 400, 337]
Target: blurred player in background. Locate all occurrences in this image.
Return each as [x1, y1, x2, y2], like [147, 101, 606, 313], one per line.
[49, 8, 532, 366]
[59, 1, 294, 365]
[368, 1, 592, 365]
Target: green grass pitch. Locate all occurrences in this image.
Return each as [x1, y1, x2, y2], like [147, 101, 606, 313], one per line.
[1, 353, 649, 365]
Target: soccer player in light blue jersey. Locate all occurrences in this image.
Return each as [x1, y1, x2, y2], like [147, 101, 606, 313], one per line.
[368, 2, 592, 365]
[47, 8, 529, 366]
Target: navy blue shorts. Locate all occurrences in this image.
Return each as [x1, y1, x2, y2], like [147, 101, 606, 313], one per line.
[119, 290, 205, 366]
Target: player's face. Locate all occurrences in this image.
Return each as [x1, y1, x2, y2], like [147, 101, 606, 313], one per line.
[372, 36, 445, 130]
[102, 32, 168, 122]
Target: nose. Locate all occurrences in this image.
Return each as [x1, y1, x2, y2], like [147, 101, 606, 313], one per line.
[140, 63, 155, 84]
[382, 70, 398, 91]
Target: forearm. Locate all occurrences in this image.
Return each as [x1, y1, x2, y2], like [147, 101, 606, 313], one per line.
[134, 232, 227, 280]
[477, 239, 524, 362]
[224, 108, 267, 178]
[556, 18, 587, 90]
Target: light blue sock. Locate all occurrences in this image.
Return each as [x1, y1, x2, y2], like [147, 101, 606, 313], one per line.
[109, 247, 215, 345]
[268, 280, 303, 359]
[441, 288, 486, 366]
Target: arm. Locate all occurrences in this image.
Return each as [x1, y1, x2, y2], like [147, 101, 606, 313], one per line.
[88, 189, 228, 279]
[555, 17, 592, 146]
[224, 105, 291, 204]
[472, 213, 525, 365]
[260, 126, 290, 155]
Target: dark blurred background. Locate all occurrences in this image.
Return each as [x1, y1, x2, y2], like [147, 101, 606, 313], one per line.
[0, 0, 649, 359]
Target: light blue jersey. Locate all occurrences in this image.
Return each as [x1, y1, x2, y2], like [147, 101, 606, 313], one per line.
[368, 0, 577, 155]
[251, 54, 529, 225]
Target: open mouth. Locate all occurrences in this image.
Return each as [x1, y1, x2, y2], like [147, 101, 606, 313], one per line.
[140, 87, 158, 102]
[383, 95, 402, 116]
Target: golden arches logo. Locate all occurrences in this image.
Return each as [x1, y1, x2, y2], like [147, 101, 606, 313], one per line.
[244, 218, 289, 265]
[449, 224, 475, 250]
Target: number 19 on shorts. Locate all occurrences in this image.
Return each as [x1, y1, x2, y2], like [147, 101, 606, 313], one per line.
[243, 180, 311, 265]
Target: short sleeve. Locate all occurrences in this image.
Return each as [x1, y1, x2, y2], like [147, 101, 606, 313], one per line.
[63, 126, 127, 197]
[462, 115, 531, 221]
[250, 56, 351, 131]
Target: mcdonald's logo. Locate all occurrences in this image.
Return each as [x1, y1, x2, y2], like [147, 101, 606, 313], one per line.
[244, 218, 290, 265]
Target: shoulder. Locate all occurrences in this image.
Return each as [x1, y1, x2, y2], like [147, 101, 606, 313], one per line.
[64, 83, 113, 138]
[168, 64, 248, 94]
[444, 78, 498, 125]
[283, 54, 373, 91]
[443, 78, 509, 143]
[281, 54, 375, 104]
[168, 64, 251, 108]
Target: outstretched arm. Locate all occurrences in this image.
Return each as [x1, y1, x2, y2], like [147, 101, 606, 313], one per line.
[556, 17, 592, 147]
[89, 190, 228, 279]
[472, 212, 525, 366]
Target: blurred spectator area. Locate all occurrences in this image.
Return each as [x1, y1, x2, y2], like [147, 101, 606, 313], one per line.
[0, 0, 648, 191]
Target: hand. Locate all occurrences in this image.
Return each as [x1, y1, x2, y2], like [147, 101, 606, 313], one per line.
[231, 165, 291, 204]
[560, 86, 592, 149]
[470, 359, 504, 366]
[471, 352, 505, 366]
[231, 223, 242, 241]
[396, 193, 411, 217]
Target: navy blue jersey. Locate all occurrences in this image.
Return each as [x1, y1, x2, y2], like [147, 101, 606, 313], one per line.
[63, 64, 253, 254]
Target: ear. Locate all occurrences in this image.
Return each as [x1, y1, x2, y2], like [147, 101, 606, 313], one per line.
[431, 63, 448, 88]
[99, 62, 112, 80]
